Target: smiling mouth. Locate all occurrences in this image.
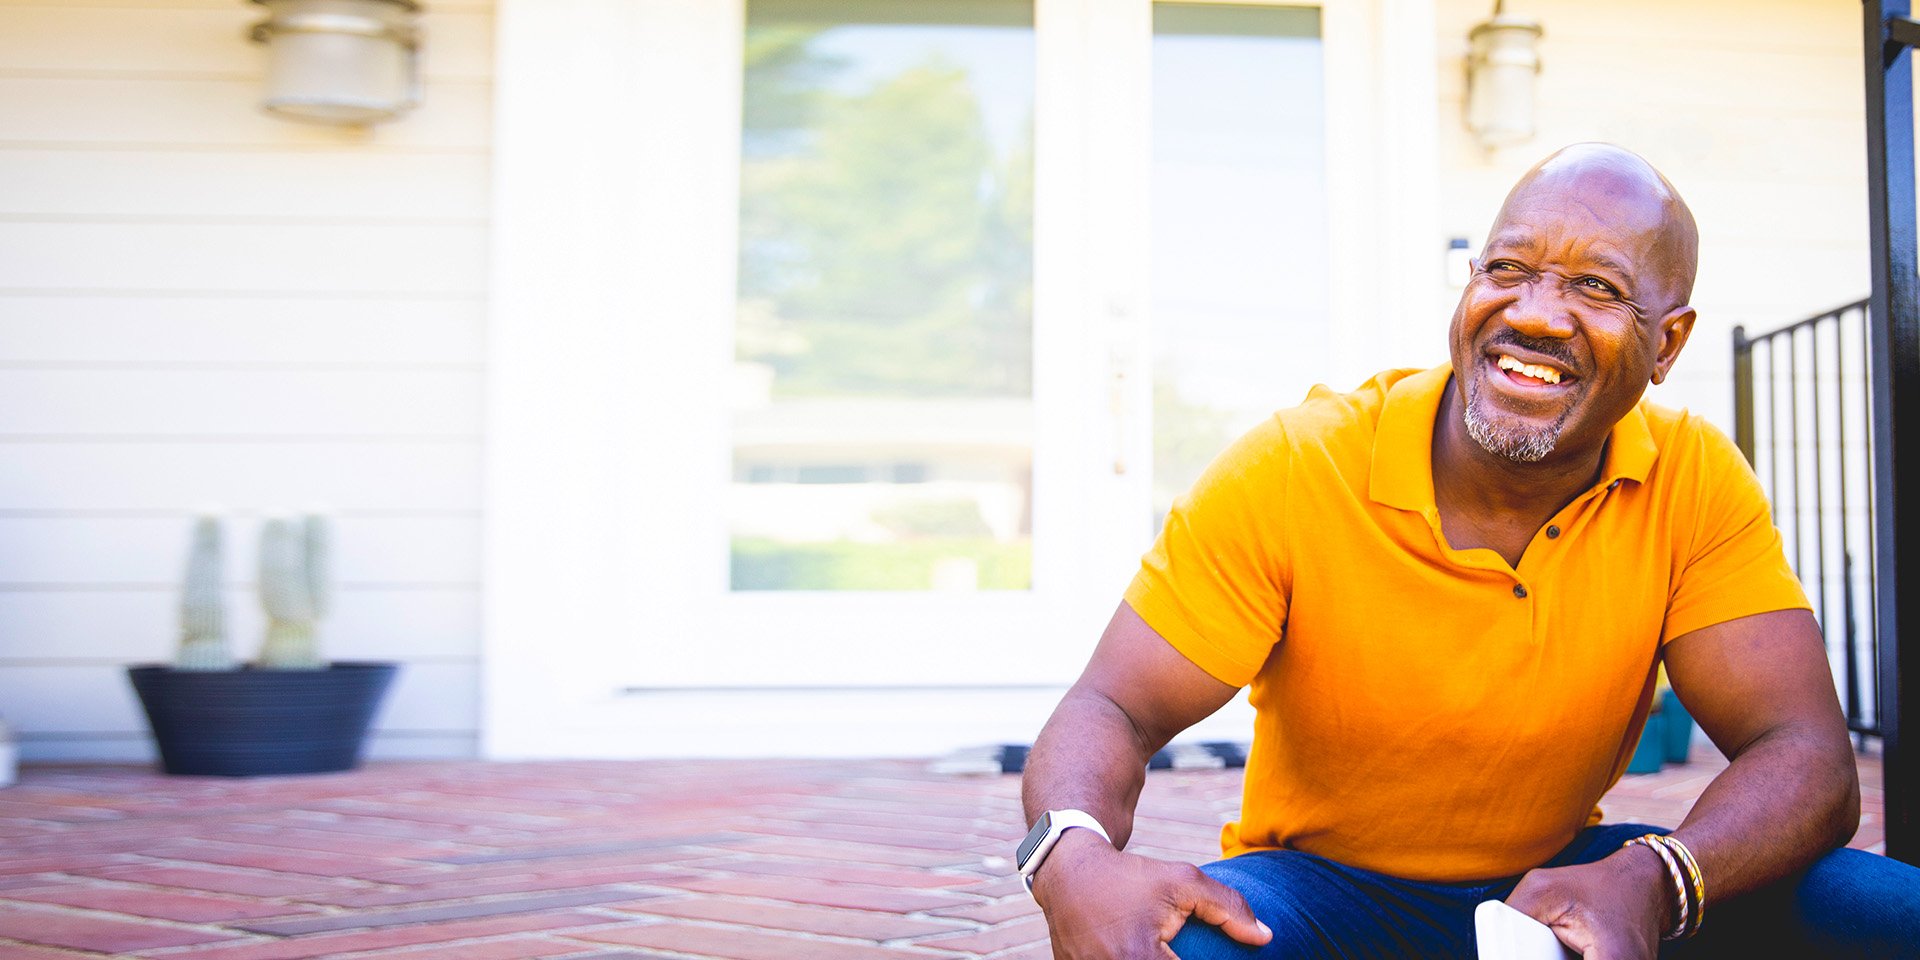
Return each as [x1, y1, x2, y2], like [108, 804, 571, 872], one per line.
[1493, 353, 1572, 388]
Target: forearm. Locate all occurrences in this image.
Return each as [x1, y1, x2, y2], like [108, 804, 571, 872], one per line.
[1506, 722, 1858, 955]
[1023, 690, 1274, 959]
[1021, 686, 1159, 848]
[1667, 720, 1859, 904]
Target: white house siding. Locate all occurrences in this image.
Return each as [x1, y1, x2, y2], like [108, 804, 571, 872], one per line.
[1432, 0, 1869, 431]
[0, 0, 494, 762]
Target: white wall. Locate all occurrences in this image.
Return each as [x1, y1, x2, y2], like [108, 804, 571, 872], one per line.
[1432, 0, 1868, 431]
[0, 0, 494, 762]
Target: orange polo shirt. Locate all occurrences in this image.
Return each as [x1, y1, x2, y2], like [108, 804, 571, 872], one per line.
[1124, 365, 1809, 882]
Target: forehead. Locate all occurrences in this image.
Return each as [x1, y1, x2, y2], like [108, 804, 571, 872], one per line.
[1485, 184, 1668, 276]
[1484, 223, 1639, 274]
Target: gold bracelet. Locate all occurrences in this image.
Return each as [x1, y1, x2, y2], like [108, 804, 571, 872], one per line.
[1624, 835, 1689, 940]
[1651, 834, 1706, 939]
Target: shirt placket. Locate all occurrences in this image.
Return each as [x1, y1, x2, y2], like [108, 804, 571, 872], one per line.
[1514, 477, 1625, 615]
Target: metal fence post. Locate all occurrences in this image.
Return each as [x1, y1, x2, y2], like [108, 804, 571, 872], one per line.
[1864, 0, 1917, 864]
[1733, 325, 1755, 465]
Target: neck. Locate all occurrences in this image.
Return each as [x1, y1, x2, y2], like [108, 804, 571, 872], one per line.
[1431, 376, 1607, 518]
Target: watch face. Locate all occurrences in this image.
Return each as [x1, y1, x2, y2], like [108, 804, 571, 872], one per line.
[1017, 811, 1054, 868]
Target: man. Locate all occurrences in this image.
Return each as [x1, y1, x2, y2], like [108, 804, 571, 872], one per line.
[1018, 144, 1920, 959]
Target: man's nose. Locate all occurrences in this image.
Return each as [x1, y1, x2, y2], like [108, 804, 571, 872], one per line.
[1502, 277, 1578, 339]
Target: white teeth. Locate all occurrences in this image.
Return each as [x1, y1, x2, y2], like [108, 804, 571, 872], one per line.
[1496, 355, 1563, 385]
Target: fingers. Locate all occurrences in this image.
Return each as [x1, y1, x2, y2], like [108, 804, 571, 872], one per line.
[1179, 869, 1272, 947]
[1507, 888, 1594, 959]
[1554, 924, 1600, 959]
[1504, 878, 1548, 919]
[1505, 873, 1568, 927]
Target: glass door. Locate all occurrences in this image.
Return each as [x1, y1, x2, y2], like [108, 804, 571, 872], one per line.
[634, 0, 1330, 691]
[1148, 3, 1330, 528]
[731, 0, 1038, 595]
[629, 0, 1126, 691]
[483, 0, 1411, 756]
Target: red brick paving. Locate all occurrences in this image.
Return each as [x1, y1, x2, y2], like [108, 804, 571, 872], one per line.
[614, 896, 970, 940]
[0, 747, 1889, 959]
[0, 905, 244, 952]
[345, 940, 591, 960]
[0, 945, 112, 960]
[567, 921, 964, 960]
[1, 885, 319, 924]
[70, 864, 365, 899]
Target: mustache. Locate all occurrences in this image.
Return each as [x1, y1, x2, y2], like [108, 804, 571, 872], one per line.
[1487, 330, 1577, 370]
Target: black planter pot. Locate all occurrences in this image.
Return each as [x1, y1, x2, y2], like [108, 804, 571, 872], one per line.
[127, 661, 399, 776]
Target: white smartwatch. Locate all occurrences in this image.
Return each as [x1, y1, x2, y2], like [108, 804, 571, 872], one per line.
[1016, 809, 1111, 895]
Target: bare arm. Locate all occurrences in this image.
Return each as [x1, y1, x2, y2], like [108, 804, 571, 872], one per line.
[1508, 608, 1857, 958]
[1022, 602, 1239, 842]
[1658, 607, 1858, 894]
[1021, 602, 1270, 958]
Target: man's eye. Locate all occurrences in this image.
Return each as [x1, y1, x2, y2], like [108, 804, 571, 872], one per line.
[1485, 260, 1525, 275]
[1576, 276, 1619, 297]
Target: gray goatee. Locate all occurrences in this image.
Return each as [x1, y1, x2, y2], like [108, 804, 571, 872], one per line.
[1462, 373, 1571, 463]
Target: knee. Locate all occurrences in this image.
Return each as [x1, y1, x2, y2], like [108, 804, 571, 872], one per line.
[1790, 848, 1920, 956]
[1167, 897, 1316, 960]
[1168, 852, 1343, 960]
[1168, 914, 1308, 960]
[1168, 918, 1258, 960]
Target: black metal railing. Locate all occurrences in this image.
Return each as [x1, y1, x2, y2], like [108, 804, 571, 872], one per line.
[1733, 299, 1880, 739]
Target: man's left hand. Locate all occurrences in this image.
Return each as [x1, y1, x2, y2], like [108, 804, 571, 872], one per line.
[1505, 844, 1671, 960]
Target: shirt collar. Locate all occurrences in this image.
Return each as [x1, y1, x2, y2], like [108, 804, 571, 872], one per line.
[1368, 363, 1660, 513]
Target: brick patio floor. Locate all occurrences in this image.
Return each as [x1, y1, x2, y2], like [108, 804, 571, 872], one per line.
[0, 746, 1887, 960]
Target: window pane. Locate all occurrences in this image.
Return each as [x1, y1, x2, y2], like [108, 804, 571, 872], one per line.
[1150, 4, 1328, 527]
[732, 0, 1035, 591]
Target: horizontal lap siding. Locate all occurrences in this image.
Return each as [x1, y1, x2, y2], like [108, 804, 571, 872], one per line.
[0, 442, 481, 511]
[0, 0, 494, 762]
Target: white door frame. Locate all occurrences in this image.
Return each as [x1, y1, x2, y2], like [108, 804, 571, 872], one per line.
[482, 0, 1437, 758]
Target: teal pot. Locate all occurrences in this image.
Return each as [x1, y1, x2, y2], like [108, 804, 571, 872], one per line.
[1627, 706, 1666, 774]
[1662, 691, 1696, 763]
[127, 662, 398, 776]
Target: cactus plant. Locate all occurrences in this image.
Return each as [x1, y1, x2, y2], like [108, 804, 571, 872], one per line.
[133, 511, 396, 776]
[175, 515, 234, 671]
[256, 514, 330, 670]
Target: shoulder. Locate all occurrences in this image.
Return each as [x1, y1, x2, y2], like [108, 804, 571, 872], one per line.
[1637, 400, 1750, 481]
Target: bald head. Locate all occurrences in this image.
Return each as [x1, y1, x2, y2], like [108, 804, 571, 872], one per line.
[1491, 143, 1698, 314]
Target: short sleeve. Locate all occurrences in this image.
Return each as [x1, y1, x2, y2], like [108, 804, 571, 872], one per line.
[1661, 419, 1812, 644]
[1124, 416, 1293, 686]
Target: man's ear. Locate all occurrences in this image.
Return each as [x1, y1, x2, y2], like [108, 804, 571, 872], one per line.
[1649, 306, 1697, 386]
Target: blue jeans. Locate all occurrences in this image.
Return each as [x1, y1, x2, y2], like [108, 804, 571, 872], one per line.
[1169, 823, 1920, 959]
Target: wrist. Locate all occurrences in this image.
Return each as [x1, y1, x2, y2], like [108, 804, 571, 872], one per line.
[1614, 841, 1678, 934]
[1028, 827, 1114, 909]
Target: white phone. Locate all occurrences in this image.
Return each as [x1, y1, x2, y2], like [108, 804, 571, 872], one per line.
[1474, 900, 1578, 960]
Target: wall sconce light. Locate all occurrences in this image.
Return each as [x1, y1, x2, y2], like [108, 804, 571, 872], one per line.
[249, 0, 422, 126]
[1465, 2, 1542, 150]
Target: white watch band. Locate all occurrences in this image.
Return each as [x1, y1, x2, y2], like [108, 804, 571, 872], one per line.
[1017, 809, 1111, 895]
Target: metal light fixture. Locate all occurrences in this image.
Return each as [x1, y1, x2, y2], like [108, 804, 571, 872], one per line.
[1465, 1, 1542, 150]
[249, 0, 422, 126]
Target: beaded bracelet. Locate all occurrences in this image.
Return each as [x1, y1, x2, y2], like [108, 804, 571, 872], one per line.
[1651, 834, 1706, 939]
[1624, 834, 1691, 940]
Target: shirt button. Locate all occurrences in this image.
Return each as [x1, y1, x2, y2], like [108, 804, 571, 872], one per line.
[1513, 584, 1528, 599]
[1546, 525, 1561, 539]
[1609, 479, 1622, 490]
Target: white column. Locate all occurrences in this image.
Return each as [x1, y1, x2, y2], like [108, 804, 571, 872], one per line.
[483, 0, 739, 758]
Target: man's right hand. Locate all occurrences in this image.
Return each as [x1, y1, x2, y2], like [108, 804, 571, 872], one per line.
[1032, 830, 1272, 960]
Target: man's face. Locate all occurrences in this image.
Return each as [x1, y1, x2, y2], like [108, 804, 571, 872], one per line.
[1447, 173, 1686, 465]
